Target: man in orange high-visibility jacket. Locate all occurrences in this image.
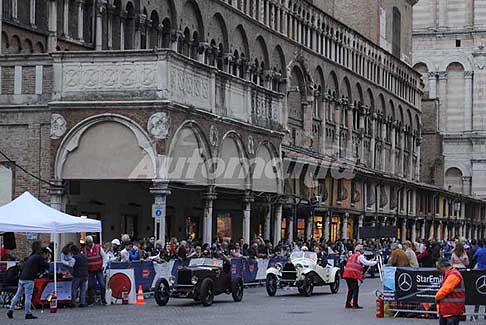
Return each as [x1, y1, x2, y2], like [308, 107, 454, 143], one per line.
[435, 258, 466, 325]
[342, 244, 377, 309]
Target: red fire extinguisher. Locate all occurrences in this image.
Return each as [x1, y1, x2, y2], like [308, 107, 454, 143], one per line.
[375, 290, 384, 318]
[122, 287, 129, 305]
[49, 292, 58, 314]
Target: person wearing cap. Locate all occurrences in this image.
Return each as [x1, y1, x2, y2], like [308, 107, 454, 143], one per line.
[435, 258, 465, 325]
[342, 244, 377, 309]
[7, 247, 50, 320]
[83, 235, 107, 305]
[106, 239, 121, 262]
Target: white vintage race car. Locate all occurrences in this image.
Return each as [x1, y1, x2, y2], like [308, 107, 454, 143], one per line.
[265, 251, 341, 296]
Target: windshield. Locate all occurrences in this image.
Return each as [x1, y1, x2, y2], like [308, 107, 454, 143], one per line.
[290, 252, 318, 262]
[188, 258, 222, 268]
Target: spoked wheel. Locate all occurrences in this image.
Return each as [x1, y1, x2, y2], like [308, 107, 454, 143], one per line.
[266, 274, 278, 296]
[330, 273, 340, 294]
[231, 278, 244, 302]
[300, 275, 314, 297]
[154, 278, 170, 306]
[200, 278, 214, 307]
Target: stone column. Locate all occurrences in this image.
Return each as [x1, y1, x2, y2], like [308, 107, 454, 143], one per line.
[150, 180, 170, 245]
[436, 222, 441, 241]
[464, 71, 473, 131]
[437, 72, 448, 131]
[391, 123, 396, 175]
[429, 221, 435, 240]
[357, 215, 364, 240]
[264, 201, 272, 241]
[468, 224, 472, 240]
[243, 191, 253, 245]
[342, 213, 348, 240]
[411, 220, 417, 243]
[12, 0, 18, 20]
[401, 219, 407, 242]
[288, 210, 294, 243]
[203, 186, 217, 245]
[306, 212, 314, 240]
[273, 202, 283, 246]
[370, 113, 377, 168]
[320, 98, 327, 154]
[324, 212, 331, 242]
[95, 4, 104, 50]
[50, 179, 65, 257]
[106, 5, 113, 49]
[30, 0, 36, 26]
[444, 223, 449, 240]
[462, 176, 472, 195]
[76, 0, 84, 41]
[48, 0, 58, 52]
[420, 221, 426, 240]
[381, 122, 387, 171]
[415, 138, 421, 181]
[428, 72, 437, 98]
[120, 11, 126, 50]
[474, 226, 479, 240]
[400, 127, 405, 177]
[63, 0, 69, 37]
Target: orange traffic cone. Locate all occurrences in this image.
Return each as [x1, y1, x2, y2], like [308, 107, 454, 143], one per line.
[136, 285, 145, 305]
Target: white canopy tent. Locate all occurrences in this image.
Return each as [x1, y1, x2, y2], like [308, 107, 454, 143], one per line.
[0, 191, 102, 297]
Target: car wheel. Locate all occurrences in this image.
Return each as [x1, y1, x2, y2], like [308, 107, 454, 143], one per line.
[154, 278, 170, 306]
[301, 275, 314, 297]
[266, 274, 278, 296]
[330, 273, 340, 294]
[200, 278, 214, 307]
[231, 278, 244, 302]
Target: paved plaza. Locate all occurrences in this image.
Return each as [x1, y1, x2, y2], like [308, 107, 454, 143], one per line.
[2, 279, 456, 325]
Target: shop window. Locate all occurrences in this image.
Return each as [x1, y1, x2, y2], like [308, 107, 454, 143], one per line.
[217, 213, 232, 240]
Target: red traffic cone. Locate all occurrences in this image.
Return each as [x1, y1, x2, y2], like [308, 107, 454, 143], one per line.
[136, 285, 145, 305]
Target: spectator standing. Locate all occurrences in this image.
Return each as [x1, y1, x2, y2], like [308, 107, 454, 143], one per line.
[7, 247, 50, 319]
[83, 235, 107, 305]
[435, 258, 465, 325]
[388, 243, 410, 267]
[450, 242, 469, 269]
[403, 241, 419, 267]
[70, 245, 88, 307]
[472, 240, 486, 321]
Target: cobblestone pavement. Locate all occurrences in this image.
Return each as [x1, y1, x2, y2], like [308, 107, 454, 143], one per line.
[2, 279, 481, 324]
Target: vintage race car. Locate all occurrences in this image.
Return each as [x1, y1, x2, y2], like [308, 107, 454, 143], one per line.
[265, 251, 341, 296]
[153, 258, 243, 307]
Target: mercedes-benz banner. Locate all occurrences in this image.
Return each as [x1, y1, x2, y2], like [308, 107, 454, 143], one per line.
[384, 267, 486, 305]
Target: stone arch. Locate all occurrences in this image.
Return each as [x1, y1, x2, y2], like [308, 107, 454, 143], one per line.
[167, 120, 213, 186]
[232, 24, 250, 59]
[208, 13, 229, 52]
[445, 62, 465, 132]
[254, 35, 270, 69]
[124, 1, 136, 49]
[327, 71, 339, 98]
[54, 114, 158, 181]
[355, 82, 364, 106]
[158, 0, 177, 24]
[439, 57, 472, 72]
[288, 64, 307, 123]
[252, 142, 281, 194]
[149, 10, 160, 48]
[397, 105, 404, 126]
[22, 38, 33, 54]
[180, 0, 204, 41]
[341, 76, 352, 102]
[34, 41, 45, 53]
[271, 45, 286, 76]
[445, 167, 464, 193]
[367, 88, 375, 111]
[1, 32, 9, 53]
[215, 131, 250, 190]
[413, 62, 429, 95]
[314, 66, 325, 91]
[388, 99, 395, 121]
[10, 35, 21, 54]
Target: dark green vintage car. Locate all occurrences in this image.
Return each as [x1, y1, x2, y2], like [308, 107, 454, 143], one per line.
[153, 258, 244, 307]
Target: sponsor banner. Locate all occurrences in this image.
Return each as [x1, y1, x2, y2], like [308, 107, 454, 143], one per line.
[385, 267, 486, 305]
[107, 269, 136, 304]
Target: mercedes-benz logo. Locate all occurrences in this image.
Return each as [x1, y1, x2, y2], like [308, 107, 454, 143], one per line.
[398, 273, 413, 292]
[476, 275, 486, 295]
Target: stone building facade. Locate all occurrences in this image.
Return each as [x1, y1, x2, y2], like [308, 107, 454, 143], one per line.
[0, 0, 485, 249]
[413, 0, 486, 199]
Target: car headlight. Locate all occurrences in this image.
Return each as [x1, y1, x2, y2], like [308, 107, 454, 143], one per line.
[275, 263, 282, 271]
[168, 276, 176, 285]
[295, 263, 303, 271]
[191, 276, 198, 285]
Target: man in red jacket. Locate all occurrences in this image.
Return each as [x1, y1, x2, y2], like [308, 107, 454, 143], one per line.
[435, 258, 465, 325]
[342, 244, 377, 309]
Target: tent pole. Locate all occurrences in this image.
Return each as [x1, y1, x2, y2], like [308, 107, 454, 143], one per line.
[53, 235, 57, 296]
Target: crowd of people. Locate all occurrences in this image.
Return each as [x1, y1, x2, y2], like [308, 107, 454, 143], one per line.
[2, 233, 486, 320]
